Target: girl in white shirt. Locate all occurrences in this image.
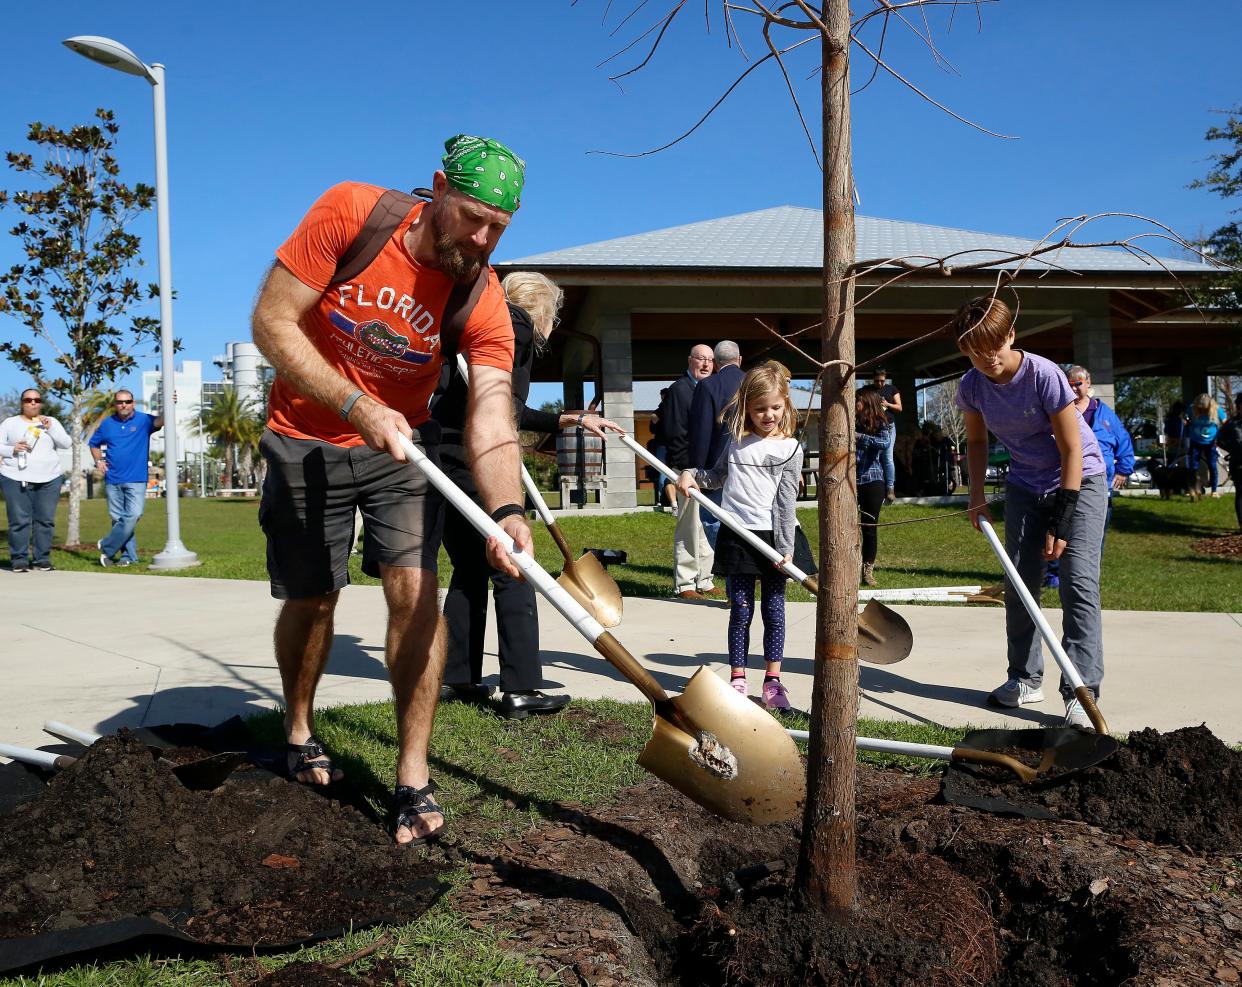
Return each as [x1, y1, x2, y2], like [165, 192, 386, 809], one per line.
[677, 364, 812, 713]
[1, 388, 71, 572]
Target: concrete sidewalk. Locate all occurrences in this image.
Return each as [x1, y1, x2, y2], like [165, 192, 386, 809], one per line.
[3, 571, 1240, 751]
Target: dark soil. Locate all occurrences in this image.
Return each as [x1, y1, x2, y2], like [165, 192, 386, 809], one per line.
[4, 719, 1242, 985]
[0, 732, 445, 949]
[945, 726, 1242, 853]
[1192, 532, 1242, 558]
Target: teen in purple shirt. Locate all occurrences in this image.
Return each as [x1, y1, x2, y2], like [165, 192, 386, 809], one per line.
[954, 296, 1108, 730]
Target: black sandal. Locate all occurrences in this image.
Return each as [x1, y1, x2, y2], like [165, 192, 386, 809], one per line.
[285, 735, 341, 784]
[391, 781, 445, 847]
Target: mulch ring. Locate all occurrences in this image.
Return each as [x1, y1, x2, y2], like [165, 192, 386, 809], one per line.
[1192, 532, 1242, 558]
[0, 732, 445, 973]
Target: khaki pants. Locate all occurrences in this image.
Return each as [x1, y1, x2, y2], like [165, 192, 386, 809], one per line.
[673, 491, 715, 593]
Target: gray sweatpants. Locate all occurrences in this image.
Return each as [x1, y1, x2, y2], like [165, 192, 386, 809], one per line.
[1003, 474, 1107, 699]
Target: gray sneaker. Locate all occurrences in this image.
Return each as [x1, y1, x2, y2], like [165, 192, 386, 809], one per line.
[989, 677, 1044, 708]
[97, 540, 113, 568]
[1064, 697, 1093, 730]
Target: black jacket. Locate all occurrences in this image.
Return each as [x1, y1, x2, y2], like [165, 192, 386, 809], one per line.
[432, 302, 559, 442]
[658, 373, 698, 470]
[687, 363, 745, 469]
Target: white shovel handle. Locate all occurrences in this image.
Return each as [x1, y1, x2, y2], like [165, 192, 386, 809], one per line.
[978, 517, 1087, 693]
[454, 354, 556, 529]
[43, 720, 102, 746]
[0, 742, 65, 770]
[396, 432, 605, 644]
[785, 730, 955, 763]
[619, 433, 812, 584]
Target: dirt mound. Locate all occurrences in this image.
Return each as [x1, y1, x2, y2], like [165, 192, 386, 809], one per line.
[946, 726, 1242, 852]
[0, 731, 444, 954]
[1192, 532, 1242, 558]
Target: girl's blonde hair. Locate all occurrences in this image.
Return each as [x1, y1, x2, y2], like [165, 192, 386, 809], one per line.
[723, 364, 797, 441]
[1192, 392, 1218, 421]
[952, 295, 1015, 358]
[501, 271, 564, 340]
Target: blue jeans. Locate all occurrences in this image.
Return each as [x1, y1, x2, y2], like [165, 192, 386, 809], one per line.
[101, 481, 148, 563]
[2, 474, 62, 567]
[882, 424, 896, 490]
[700, 487, 724, 550]
[1188, 442, 1219, 493]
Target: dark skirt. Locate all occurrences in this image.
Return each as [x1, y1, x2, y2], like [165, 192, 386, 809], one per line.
[712, 525, 817, 579]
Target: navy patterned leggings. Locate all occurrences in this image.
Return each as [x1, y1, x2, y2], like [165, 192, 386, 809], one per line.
[726, 573, 787, 669]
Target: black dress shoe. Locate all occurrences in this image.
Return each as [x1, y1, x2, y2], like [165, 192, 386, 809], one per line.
[497, 691, 571, 720]
[439, 682, 494, 704]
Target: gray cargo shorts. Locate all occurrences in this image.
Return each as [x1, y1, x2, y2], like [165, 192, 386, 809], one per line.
[258, 427, 444, 600]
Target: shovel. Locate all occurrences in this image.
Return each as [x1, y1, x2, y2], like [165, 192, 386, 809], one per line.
[397, 431, 804, 824]
[617, 433, 913, 666]
[785, 727, 1118, 785]
[977, 519, 1109, 735]
[455, 354, 622, 627]
[41, 721, 244, 791]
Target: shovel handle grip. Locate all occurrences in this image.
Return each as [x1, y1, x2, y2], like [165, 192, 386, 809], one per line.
[0, 742, 76, 771]
[786, 732, 1037, 783]
[43, 721, 102, 746]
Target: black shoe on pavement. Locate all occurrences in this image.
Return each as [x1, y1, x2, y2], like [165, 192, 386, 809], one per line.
[439, 682, 494, 704]
[33, 561, 54, 571]
[11, 562, 29, 573]
[497, 690, 571, 720]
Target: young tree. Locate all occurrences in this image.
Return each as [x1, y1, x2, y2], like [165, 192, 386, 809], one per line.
[193, 387, 262, 491]
[0, 109, 160, 546]
[1190, 105, 1242, 315]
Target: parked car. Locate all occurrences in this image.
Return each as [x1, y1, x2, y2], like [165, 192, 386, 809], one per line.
[1126, 459, 1154, 488]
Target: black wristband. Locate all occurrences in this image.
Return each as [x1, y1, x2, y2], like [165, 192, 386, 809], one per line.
[490, 503, 526, 524]
[1047, 488, 1080, 542]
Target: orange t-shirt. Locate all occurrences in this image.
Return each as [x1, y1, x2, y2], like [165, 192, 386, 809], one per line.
[268, 181, 514, 446]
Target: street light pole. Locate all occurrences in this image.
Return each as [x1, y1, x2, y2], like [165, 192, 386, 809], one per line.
[63, 36, 198, 568]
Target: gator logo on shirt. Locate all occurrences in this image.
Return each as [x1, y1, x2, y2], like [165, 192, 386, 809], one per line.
[356, 319, 410, 357]
[328, 310, 435, 365]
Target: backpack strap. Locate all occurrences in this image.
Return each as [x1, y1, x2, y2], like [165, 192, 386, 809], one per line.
[330, 186, 491, 365]
[330, 188, 428, 287]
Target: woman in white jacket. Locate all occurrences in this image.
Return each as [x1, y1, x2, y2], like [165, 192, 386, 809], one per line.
[1, 388, 71, 572]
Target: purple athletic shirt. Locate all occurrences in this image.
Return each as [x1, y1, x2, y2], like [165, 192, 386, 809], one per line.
[955, 351, 1104, 494]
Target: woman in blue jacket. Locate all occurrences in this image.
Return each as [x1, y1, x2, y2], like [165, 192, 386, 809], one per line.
[1185, 393, 1227, 497]
[1045, 365, 1134, 587]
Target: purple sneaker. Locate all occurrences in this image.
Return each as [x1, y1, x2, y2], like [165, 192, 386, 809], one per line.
[730, 676, 747, 696]
[761, 679, 792, 712]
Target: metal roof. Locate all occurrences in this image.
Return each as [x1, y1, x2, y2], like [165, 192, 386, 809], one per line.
[500, 206, 1212, 274]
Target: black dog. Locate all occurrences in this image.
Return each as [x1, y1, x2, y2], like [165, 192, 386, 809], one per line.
[1152, 463, 1201, 500]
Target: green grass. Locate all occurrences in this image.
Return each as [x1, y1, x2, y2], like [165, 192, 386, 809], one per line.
[0, 699, 973, 987]
[3, 491, 1238, 611]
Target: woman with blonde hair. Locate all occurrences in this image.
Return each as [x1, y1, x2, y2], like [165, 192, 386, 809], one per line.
[1186, 392, 1227, 497]
[433, 271, 622, 719]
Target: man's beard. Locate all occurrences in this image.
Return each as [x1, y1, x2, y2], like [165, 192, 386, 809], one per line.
[430, 205, 484, 284]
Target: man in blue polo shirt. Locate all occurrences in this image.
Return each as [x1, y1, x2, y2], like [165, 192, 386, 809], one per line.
[89, 389, 165, 566]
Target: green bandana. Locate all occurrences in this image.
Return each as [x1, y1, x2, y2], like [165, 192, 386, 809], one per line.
[442, 134, 525, 213]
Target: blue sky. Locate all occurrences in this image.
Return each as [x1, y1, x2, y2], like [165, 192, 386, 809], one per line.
[1, 1, 1239, 406]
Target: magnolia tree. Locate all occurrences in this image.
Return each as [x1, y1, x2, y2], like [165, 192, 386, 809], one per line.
[0, 109, 161, 546]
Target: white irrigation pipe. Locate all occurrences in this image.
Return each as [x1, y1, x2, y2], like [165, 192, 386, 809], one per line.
[43, 721, 101, 746]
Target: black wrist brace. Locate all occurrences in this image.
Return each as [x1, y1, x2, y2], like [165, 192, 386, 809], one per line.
[490, 503, 526, 524]
[1047, 488, 1079, 542]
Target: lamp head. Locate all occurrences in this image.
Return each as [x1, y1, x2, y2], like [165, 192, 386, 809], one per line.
[63, 36, 154, 81]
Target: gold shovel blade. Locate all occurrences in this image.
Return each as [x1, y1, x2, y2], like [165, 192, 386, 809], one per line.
[556, 552, 623, 628]
[638, 667, 806, 824]
[857, 600, 914, 665]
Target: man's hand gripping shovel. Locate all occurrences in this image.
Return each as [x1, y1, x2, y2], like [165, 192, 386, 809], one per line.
[397, 432, 805, 825]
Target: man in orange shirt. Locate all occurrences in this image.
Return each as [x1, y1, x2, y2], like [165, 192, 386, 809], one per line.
[251, 135, 531, 847]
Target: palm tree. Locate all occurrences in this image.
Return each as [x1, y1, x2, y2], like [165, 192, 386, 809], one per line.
[193, 387, 262, 491]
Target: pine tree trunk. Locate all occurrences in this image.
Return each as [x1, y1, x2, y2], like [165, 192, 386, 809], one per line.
[796, 2, 859, 915]
[66, 398, 84, 548]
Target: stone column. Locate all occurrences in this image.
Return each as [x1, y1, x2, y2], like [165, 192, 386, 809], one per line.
[595, 311, 638, 509]
[1072, 309, 1115, 407]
